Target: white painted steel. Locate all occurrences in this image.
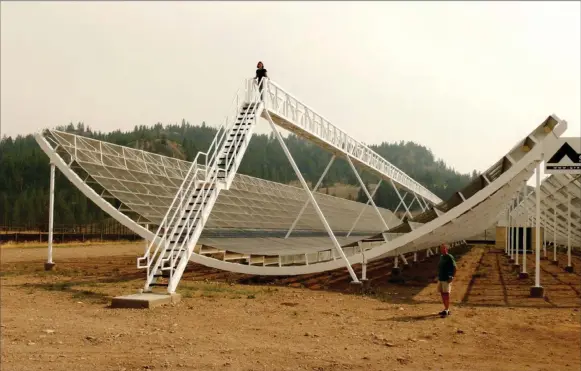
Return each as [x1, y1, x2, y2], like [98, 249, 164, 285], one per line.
[264, 109, 360, 283]
[346, 156, 389, 231]
[35, 79, 569, 279]
[535, 162, 541, 288]
[286, 155, 336, 239]
[47, 163, 55, 264]
[346, 179, 383, 238]
[263, 80, 442, 205]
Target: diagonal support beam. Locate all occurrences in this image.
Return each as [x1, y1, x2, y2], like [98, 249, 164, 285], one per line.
[264, 110, 359, 283]
[413, 193, 426, 212]
[285, 155, 336, 238]
[346, 179, 383, 237]
[390, 179, 413, 219]
[346, 156, 390, 231]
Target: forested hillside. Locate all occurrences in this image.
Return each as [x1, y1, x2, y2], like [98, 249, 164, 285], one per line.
[0, 121, 477, 227]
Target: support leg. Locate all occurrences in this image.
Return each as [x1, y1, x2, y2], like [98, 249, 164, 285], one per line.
[286, 155, 336, 238]
[264, 111, 359, 283]
[392, 255, 401, 276]
[513, 194, 520, 271]
[520, 185, 529, 279]
[565, 193, 574, 273]
[45, 163, 56, 271]
[552, 207, 558, 265]
[530, 162, 544, 297]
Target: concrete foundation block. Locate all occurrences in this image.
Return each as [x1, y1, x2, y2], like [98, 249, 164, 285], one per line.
[529, 286, 544, 298]
[565, 266, 574, 273]
[402, 263, 410, 270]
[518, 272, 529, 279]
[110, 293, 181, 309]
[512, 264, 520, 271]
[44, 262, 56, 271]
[391, 267, 402, 276]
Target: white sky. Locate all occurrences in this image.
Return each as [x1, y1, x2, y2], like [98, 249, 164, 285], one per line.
[1, 1, 580, 174]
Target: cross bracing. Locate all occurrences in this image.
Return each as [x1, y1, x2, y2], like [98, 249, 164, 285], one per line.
[509, 174, 581, 247]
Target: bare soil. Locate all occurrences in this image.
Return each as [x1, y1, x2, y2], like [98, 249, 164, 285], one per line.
[1, 243, 580, 371]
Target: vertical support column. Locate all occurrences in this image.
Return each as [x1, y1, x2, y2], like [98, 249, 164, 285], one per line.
[509, 202, 514, 262]
[264, 111, 360, 283]
[520, 200, 529, 278]
[565, 193, 574, 273]
[542, 208, 547, 259]
[413, 252, 417, 263]
[144, 224, 149, 255]
[45, 163, 56, 271]
[552, 207, 557, 264]
[514, 193, 521, 268]
[505, 207, 510, 255]
[530, 162, 544, 297]
[392, 255, 400, 276]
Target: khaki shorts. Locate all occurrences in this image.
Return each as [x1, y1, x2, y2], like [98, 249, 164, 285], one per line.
[437, 280, 452, 293]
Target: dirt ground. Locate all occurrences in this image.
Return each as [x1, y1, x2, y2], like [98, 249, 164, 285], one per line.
[1, 243, 580, 371]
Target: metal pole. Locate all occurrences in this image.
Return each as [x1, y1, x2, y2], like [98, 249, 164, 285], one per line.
[542, 208, 547, 258]
[264, 110, 359, 283]
[346, 156, 389, 231]
[144, 223, 149, 255]
[534, 162, 541, 288]
[509, 203, 513, 259]
[346, 179, 383, 237]
[567, 193, 572, 268]
[553, 207, 557, 262]
[515, 192, 520, 266]
[505, 207, 510, 255]
[47, 163, 55, 266]
[522, 209, 528, 274]
[285, 155, 336, 238]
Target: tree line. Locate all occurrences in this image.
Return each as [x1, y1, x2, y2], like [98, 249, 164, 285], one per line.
[0, 120, 477, 228]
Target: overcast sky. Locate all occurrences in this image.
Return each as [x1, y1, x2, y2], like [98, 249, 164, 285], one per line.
[1, 1, 579, 175]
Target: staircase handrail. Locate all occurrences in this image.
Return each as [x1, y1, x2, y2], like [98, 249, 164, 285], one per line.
[221, 78, 266, 178]
[138, 84, 246, 269]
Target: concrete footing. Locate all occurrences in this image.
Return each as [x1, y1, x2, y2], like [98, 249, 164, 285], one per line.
[349, 280, 371, 293]
[529, 286, 544, 298]
[110, 293, 181, 309]
[550, 260, 559, 265]
[44, 262, 56, 271]
[565, 266, 574, 273]
[512, 264, 520, 271]
[508, 258, 515, 264]
[518, 272, 529, 279]
[391, 267, 401, 276]
[402, 263, 410, 271]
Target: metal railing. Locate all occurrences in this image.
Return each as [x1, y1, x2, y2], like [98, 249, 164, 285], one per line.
[262, 80, 442, 205]
[137, 78, 266, 290]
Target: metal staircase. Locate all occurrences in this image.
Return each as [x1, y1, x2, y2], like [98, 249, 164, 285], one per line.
[137, 79, 265, 293]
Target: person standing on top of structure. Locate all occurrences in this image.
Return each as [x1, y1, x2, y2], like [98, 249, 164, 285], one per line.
[437, 243, 457, 317]
[255, 61, 268, 100]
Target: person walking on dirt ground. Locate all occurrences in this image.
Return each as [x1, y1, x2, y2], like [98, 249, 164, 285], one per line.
[437, 243, 457, 317]
[255, 61, 268, 100]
